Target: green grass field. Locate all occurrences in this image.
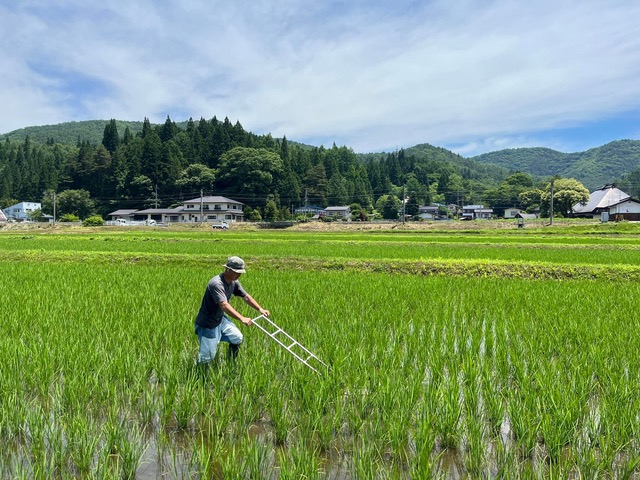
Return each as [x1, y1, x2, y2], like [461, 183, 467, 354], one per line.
[1, 222, 639, 478]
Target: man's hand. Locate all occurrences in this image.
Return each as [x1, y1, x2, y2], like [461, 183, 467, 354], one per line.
[259, 308, 270, 317]
[240, 315, 253, 326]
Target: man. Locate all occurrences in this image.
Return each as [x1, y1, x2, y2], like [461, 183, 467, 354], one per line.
[195, 256, 270, 364]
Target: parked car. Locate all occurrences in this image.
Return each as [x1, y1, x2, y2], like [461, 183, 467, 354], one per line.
[211, 221, 229, 229]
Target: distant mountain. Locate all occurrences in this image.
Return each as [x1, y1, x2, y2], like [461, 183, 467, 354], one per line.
[357, 142, 509, 185]
[0, 120, 149, 145]
[470, 140, 640, 190]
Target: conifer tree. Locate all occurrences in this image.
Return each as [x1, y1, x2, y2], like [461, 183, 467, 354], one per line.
[102, 119, 120, 154]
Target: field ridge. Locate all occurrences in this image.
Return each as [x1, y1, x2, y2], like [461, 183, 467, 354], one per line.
[3, 250, 638, 281]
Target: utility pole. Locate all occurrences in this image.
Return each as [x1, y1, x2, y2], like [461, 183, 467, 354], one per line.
[549, 179, 554, 226]
[200, 189, 204, 223]
[154, 185, 158, 209]
[402, 185, 406, 225]
[53, 192, 56, 227]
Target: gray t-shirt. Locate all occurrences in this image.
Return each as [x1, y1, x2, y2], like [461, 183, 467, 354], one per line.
[195, 273, 247, 328]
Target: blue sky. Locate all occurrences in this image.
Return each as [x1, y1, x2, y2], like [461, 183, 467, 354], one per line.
[1, 0, 639, 157]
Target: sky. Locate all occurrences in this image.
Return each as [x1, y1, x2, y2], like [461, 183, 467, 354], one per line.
[1, 0, 640, 157]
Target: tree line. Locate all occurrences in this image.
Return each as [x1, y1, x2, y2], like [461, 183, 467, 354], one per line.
[0, 116, 593, 220]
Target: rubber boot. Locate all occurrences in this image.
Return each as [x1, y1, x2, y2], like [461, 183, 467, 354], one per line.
[228, 343, 241, 360]
[196, 361, 210, 382]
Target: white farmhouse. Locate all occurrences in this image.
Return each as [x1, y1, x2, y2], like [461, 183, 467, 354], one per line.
[573, 184, 640, 221]
[107, 196, 245, 224]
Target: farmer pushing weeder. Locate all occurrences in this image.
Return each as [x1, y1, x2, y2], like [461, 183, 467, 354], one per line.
[194, 256, 270, 365]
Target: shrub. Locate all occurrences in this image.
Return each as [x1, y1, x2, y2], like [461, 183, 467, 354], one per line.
[82, 215, 105, 227]
[59, 214, 80, 223]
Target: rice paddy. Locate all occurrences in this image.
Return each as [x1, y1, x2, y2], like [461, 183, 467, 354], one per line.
[1, 222, 639, 478]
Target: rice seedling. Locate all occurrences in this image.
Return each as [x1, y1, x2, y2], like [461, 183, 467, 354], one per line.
[481, 368, 504, 438]
[219, 443, 244, 480]
[192, 429, 223, 479]
[463, 412, 486, 477]
[410, 406, 438, 477]
[117, 422, 147, 480]
[68, 412, 101, 475]
[348, 435, 384, 479]
[434, 376, 462, 450]
[268, 392, 293, 447]
[277, 436, 324, 479]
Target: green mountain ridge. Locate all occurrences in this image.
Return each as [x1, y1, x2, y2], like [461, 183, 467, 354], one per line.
[470, 140, 640, 190]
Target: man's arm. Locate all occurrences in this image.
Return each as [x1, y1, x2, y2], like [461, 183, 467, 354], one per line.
[220, 300, 253, 326]
[243, 294, 270, 318]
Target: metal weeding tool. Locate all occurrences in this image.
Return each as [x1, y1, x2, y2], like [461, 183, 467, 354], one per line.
[252, 314, 328, 374]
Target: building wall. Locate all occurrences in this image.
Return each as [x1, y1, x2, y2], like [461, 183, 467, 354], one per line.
[610, 200, 640, 215]
[504, 208, 522, 218]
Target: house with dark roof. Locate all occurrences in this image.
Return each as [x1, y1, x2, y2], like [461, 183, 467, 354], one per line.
[108, 209, 138, 221]
[572, 184, 640, 221]
[461, 204, 494, 220]
[324, 206, 351, 219]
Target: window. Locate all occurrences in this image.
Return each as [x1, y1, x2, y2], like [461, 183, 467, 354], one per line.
[225, 214, 232, 220]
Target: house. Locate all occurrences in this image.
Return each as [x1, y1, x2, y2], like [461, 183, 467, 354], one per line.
[3, 201, 41, 221]
[461, 204, 494, 220]
[572, 184, 640, 221]
[181, 196, 244, 223]
[416, 205, 440, 220]
[0, 209, 7, 223]
[324, 206, 351, 219]
[294, 205, 326, 216]
[107, 196, 245, 224]
[504, 207, 524, 219]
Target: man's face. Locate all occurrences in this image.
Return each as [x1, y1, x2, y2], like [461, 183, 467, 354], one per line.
[225, 269, 242, 281]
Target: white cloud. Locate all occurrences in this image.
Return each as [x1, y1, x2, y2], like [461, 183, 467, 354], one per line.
[1, 0, 640, 155]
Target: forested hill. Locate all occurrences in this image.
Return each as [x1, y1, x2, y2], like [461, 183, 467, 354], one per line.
[470, 140, 640, 190]
[0, 117, 507, 218]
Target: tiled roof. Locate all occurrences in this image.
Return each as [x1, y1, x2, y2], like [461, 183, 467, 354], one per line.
[573, 185, 631, 213]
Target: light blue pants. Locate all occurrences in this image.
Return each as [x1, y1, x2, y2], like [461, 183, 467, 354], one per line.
[195, 316, 244, 363]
